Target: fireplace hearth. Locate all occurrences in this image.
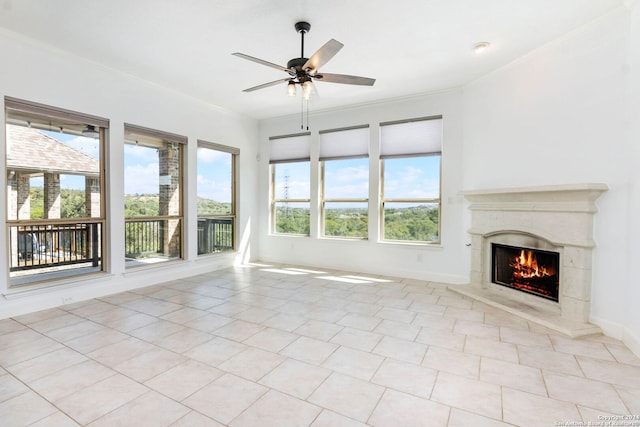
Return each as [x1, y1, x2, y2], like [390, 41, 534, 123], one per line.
[450, 184, 608, 337]
[492, 243, 559, 302]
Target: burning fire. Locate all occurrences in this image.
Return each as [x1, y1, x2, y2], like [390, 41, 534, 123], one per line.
[510, 249, 554, 279]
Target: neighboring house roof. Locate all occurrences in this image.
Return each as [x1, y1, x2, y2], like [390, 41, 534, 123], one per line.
[6, 124, 99, 176]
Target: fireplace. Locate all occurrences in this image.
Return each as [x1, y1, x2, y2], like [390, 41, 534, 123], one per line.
[452, 184, 608, 337]
[491, 243, 559, 302]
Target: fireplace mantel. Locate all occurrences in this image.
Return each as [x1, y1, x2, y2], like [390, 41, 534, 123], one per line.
[450, 183, 608, 337]
[462, 183, 608, 248]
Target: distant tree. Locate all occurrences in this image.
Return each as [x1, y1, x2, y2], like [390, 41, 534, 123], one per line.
[124, 195, 159, 217]
[197, 198, 232, 216]
[61, 189, 85, 218]
[384, 205, 438, 241]
[324, 208, 368, 238]
[29, 187, 44, 219]
[275, 207, 310, 234]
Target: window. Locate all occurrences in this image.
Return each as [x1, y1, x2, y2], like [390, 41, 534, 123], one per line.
[270, 133, 311, 235]
[124, 124, 185, 266]
[5, 97, 107, 286]
[197, 141, 238, 254]
[380, 116, 442, 243]
[320, 126, 369, 239]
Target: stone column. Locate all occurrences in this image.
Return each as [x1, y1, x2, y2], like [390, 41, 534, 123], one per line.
[44, 173, 60, 219]
[16, 172, 31, 220]
[85, 177, 101, 218]
[158, 143, 181, 257]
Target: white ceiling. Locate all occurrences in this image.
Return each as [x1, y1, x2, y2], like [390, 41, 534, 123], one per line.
[0, 0, 624, 120]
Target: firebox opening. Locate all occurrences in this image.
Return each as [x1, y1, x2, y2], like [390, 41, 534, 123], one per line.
[491, 243, 560, 302]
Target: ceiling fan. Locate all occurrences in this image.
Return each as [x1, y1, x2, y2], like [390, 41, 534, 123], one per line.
[233, 21, 375, 99]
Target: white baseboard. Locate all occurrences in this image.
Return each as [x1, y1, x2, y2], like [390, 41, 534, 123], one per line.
[591, 315, 640, 358]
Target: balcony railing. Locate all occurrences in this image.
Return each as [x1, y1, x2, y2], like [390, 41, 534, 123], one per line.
[198, 217, 234, 254]
[8, 217, 232, 275]
[125, 219, 161, 258]
[9, 221, 102, 272]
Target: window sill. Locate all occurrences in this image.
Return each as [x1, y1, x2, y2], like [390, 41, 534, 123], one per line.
[378, 240, 443, 249]
[123, 258, 185, 275]
[4, 271, 113, 299]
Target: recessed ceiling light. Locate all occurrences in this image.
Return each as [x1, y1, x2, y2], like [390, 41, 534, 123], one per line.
[474, 42, 490, 54]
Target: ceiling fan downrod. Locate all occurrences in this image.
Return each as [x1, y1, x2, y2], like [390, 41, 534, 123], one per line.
[295, 21, 311, 59]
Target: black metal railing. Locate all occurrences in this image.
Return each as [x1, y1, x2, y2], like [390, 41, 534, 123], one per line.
[125, 219, 161, 258]
[9, 217, 230, 272]
[198, 217, 234, 254]
[9, 222, 101, 271]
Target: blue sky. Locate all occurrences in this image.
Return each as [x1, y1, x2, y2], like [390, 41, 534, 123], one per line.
[196, 147, 232, 203]
[383, 156, 440, 199]
[42, 130, 438, 203]
[275, 156, 440, 201]
[41, 130, 232, 202]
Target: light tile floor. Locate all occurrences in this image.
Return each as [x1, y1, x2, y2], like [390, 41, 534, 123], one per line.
[1, 263, 639, 426]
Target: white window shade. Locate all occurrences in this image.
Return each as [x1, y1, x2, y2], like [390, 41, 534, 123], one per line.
[380, 117, 442, 158]
[319, 126, 369, 161]
[269, 133, 311, 163]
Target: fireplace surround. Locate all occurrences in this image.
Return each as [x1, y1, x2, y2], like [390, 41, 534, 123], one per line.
[450, 184, 607, 337]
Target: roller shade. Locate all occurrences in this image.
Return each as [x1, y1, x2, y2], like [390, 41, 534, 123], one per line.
[269, 132, 311, 163]
[380, 116, 442, 158]
[319, 125, 369, 161]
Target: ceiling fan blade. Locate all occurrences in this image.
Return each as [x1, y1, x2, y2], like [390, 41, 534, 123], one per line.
[232, 52, 291, 74]
[302, 39, 343, 73]
[242, 78, 290, 92]
[315, 73, 376, 86]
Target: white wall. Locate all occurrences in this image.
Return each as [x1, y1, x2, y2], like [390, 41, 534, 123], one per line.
[257, 91, 469, 283]
[0, 29, 259, 318]
[461, 6, 639, 351]
[625, 2, 640, 356]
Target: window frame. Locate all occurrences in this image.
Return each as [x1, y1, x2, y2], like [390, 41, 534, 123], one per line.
[379, 116, 443, 244]
[319, 125, 370, 239]
[196, 140, 239, 254]
[123, 123, 186, 267]
[4, 97, 108, 287]
[269, 132, 311, 236]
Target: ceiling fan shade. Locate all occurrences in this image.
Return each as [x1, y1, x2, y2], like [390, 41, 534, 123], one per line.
[287, 80, 296, 96]
[233, 21, 375, 97]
